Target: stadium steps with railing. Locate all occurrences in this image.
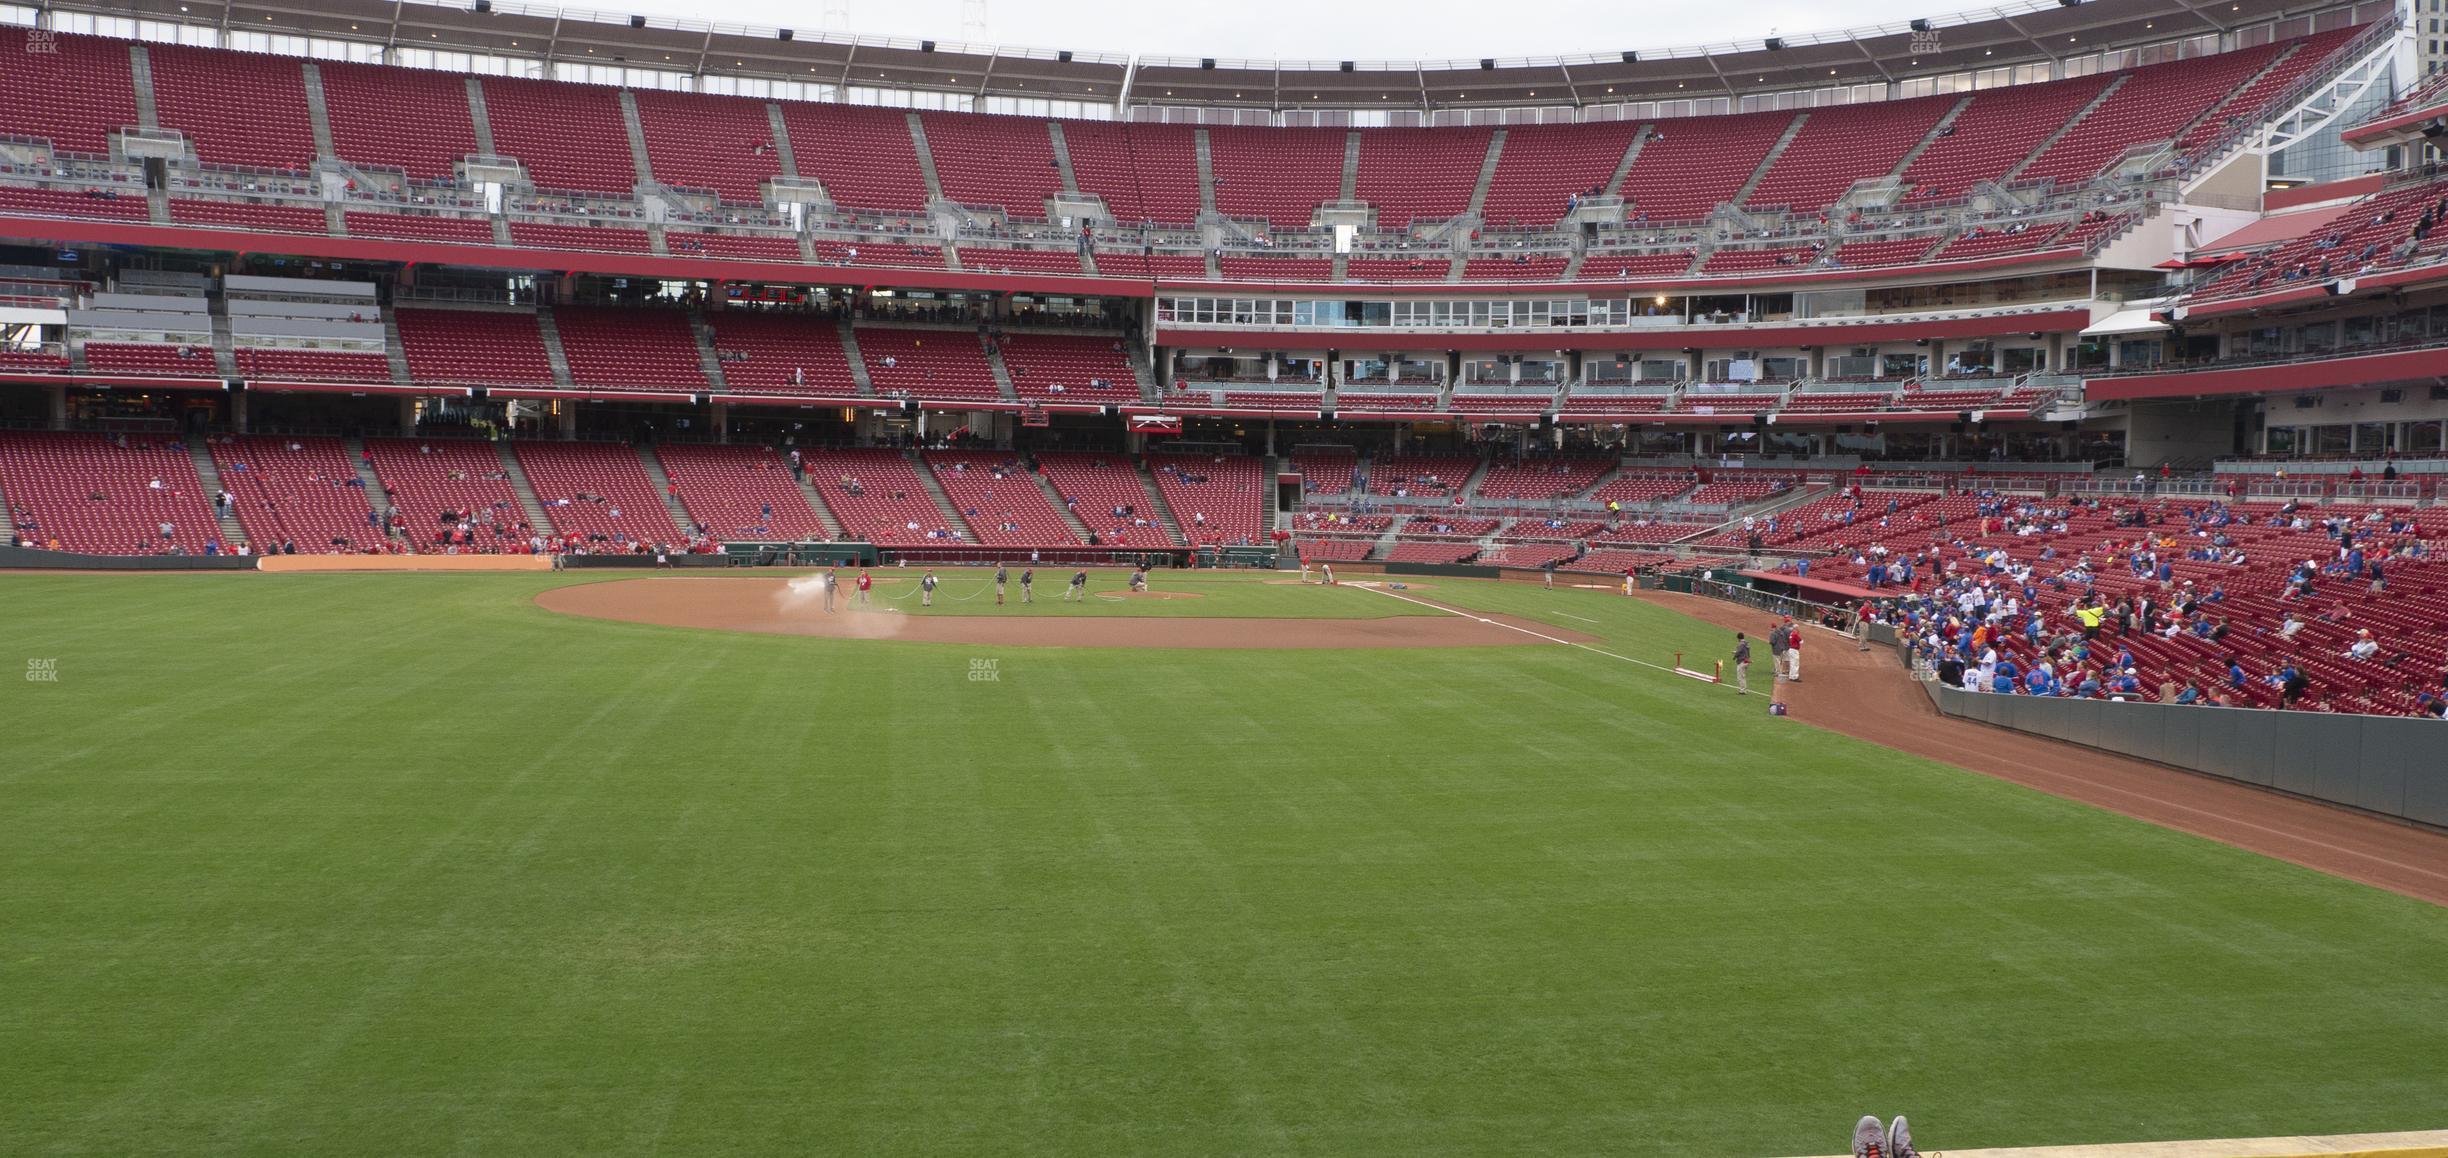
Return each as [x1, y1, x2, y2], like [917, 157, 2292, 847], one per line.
[1135, 460, 1190, 546]
[906, 111, 948, 204]
[1047, 120, 1082, 195]
[461, 79, 514, 246]
[981, 336, 1022, 402]
[1465, 128, 1506, 219]
[379, 308, 413, 386]
[1029, 464, 1095, 542]
[615, 92, 669, 256]
[206, 294, 238, 381]
[1602, 125, 1653, 198]
[129, 46, 171, 227]
[1338, 130, 1360, 203]
[494, 440, 556, 536]
[534, 306, 578, 391]
[342, 438, 398, 533]
[687, 310, 727, 393]
[788, 458, 845, 538]
[838, 322, 878, 396]
[300, 63, 347, 236]
[1457, 454, 1496, 502]
[1889, 94, 1975, 180]
[186, 441, 249, 547]
[1370, 516, 1407, 561]
[2002, 73, 2130, 184]
[637, 444, 699, 534]
[1732, 112, 1810, 206]
[1193, 128, 1219, 218]
[904, 448, 976, 537]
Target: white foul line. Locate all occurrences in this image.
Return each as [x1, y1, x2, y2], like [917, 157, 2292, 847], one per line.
[1359, 585, 1686, 677]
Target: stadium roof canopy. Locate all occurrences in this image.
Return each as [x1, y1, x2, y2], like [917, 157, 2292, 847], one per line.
[54, 0, 2362, 112]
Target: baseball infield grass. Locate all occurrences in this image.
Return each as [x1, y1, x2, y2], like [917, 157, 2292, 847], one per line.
[3, 570, 2443, 1156]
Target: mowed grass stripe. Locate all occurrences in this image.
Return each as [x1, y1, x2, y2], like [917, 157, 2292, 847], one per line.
[0, 571, 2442, 1156]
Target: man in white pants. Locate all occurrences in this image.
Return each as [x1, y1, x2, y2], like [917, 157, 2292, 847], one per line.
[1782, 623, 1804, 682]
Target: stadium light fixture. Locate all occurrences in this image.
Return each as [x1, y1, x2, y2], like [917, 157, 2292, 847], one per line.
[629, 14, 646, 28]
[1621, 50, 1638, 62]
[1340, 61, 1354, 72]
[1200, 58, 1216, 69]
[921, 40, 937, 52]
[778, 28, 792, 40]
[1909, 17, 1931, 31]
[1480, 58, 1496, 70]
[1764, 37, 1785, 50]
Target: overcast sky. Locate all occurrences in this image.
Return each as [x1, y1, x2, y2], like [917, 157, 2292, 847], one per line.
[615, 0, 1913, 62]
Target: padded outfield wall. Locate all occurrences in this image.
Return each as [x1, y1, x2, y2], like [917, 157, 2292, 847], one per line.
[1926, 682, 2448, 828]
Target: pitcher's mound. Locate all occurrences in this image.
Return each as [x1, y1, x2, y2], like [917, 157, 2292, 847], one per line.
[535, 577, 1589, 650]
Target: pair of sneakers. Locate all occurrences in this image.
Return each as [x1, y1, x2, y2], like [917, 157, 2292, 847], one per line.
[1853, 1115, 1919, 1158]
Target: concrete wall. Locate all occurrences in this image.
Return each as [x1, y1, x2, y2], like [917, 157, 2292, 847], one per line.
[1928, 683, 2448, 828]
[2123, 398, 2241, 466]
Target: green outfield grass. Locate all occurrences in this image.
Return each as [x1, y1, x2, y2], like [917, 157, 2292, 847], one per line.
[3, 570, 2444, 1156]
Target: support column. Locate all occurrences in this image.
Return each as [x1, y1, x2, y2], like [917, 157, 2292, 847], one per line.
[713, 402, 730, 443]
[558, 404, 577, 439]
[1265, 420, 1276, 456]
[398, 397, 417, 437]
[46, 384, 68, 430]
[229, 389, 248, 433]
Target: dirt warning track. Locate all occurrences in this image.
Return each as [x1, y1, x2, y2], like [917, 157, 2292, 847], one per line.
[1632, 590, 2448, 908]
[535, 576, 1594, 649]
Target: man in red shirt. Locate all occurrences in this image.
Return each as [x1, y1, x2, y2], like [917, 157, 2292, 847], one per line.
[856, 569, 873, 607]
[1783, 620, 1805, 682]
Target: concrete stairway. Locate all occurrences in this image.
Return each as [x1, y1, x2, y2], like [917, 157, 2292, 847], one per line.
[300, 63, 346, 235]
[1338, 131, 1360, 203]
[1732, 112, 1810, 206]
[342, 437, 396, 530]
[903, 449, 974, 536]
[186, 442, 248, 546]
[765, 103, 800, 178]
[2003, 74, 2129, 183]
[1464, 129, 1506, 219]
[1193, 128, 1219, 217]
[1370, 516, 1407, 561]
[906, 111, 948, 204]
[205, 294, 237, 380]
[1047, 121, 1082, 194]
[1029, 466, 1094, 542]
[534, 306, 578, 391]
[1889, 95, 1975, 180]
[687, 311, 727, 393]
[127, 47, 173, 223]
[980, 336, 1021, 402]
[1135, 461, 1189, 546]
[637, 444, 699, 535]
[789, 459, 845, 538]
[463, 79, 514, 246]
[493, 440, 556, 536]
[1603, 125, 1653, 198]
[380, 307, 413, 386]
[838, 322, 879, 396]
